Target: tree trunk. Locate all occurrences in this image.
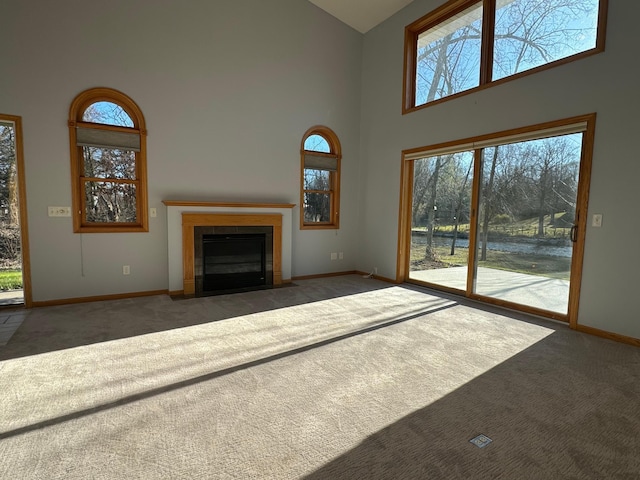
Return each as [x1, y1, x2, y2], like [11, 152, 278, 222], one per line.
[481, 148, 499, 261]
[450, 159, 473, 255]
[537, 167, 548, 237]
[426, 38, 452, 103]
[8, 161, 19, 226]
[425, 158, 442, 259]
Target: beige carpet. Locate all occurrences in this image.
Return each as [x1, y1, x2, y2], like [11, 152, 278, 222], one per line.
[0, 275, 638, 479]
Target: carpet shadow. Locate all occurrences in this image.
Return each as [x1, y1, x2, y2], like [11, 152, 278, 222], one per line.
[0, 275, 394, 360]
[0, 302, 457, 441]
[304, 330, 640, 479]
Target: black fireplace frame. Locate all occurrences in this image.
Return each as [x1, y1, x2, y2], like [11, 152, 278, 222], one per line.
[194, 225, 273, 296]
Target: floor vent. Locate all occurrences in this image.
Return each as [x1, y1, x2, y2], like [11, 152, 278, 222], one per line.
[469, 434, 492, 448]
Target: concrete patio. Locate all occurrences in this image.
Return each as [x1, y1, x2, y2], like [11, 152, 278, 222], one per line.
[410, 266, 569, 314]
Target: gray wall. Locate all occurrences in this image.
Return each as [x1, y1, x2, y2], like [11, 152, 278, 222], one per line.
[1, 0, 363, 301]
[2, 0, 638, 341]
[358, 0, 640, 338]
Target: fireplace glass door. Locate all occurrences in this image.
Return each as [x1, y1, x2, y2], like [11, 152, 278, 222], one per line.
[203, 234, 266, 292]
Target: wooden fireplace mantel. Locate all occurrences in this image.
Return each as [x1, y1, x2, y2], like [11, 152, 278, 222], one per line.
[182, 212, 283, 295]
[165, 200, 295, 209]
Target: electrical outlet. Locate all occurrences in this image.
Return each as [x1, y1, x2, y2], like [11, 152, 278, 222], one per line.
[330, 252, 337, 260]
[374, 267, 378, 275]
[339, 252, 344, 260]
[48, 206, 71, 217]
[592, 214, 603, 227]
[123, 265, 130, 275]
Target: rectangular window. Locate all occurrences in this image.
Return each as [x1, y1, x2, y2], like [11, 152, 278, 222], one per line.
[303, 169, 333, 223]
[492, 0, 600, 81]
[84, 181, 138, 223]
[81, 146, 139, 224]
[416, 2, 483, 105]
[83, 147, 136, 180]
[404, 0, 607, 112]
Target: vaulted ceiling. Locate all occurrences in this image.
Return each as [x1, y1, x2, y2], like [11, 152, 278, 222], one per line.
[308, 0, 414, 33]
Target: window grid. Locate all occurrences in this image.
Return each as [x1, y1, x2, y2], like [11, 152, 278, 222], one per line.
[68, 87, 148, 233]
[403, 0, 607, 113]
[300, 126, 341, 230]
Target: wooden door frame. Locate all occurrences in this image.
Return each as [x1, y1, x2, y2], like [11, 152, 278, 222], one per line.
[0, 114, 32, 308]
[397, 114, 596, 328]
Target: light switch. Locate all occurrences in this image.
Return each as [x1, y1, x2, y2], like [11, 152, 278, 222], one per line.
[48, 206, 71, 217]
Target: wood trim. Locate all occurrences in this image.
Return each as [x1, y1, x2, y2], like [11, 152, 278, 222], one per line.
[407, 0, 477, 34]
[181, 213, 283, 295]
[299, 223, 339, 231]
[403, 0, 608, 114]
[465, 149, 482, 296]
[596, 0, 609, 51]
[69, 87, 147, 131]
[300, 125, 341, 230]
[469, 292, 569, 322]
[163, 200, 295, 209]
[396, 154, 413, 282]
[402, 23, 417, 115]
[403, 0, 481, 113]
[292, 271, 357, 281]
[69, 87, 148, 233]
[31, 289, 168, 308]
[569, 113, 597, 328]
[403, 114, 596, 158]
[398, 114, 596, 325]
[479, 0, 495, 85]
[407, 278, 468, 296]
[0, 114, 33, 308]
[71, 225, 150, 234]
[74, 121, 141, 135]
[299, 151, 338, 159]
[355, 271, 399, 284]
[575, 324, 640, 348]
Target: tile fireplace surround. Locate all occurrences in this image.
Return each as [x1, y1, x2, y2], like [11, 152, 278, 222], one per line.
[164, 201, 295, 295]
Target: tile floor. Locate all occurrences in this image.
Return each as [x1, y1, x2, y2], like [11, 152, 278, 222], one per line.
[0, 311, 26, 346]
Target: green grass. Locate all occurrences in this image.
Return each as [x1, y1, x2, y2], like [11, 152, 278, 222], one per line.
[0, 270, 23, 290]
[415, 211, 573, 240]
[411, 244, 570, 281]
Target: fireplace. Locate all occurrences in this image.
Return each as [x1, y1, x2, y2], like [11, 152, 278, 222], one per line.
[165, 202, 294, 295]
[194, 226, 273, 296]
[203, 234, 266, 291]
[175, 210, 288, 296]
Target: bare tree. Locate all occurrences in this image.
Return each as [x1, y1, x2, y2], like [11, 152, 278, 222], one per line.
[82, 104, 138, 223]
[480, 147, 499, 261]
[0, 123, 21, 267]
[450, 158, 473, 255]
[412, 156, 453, 259]
[303, 169, 331, 222]
[417, 0, 598, 103]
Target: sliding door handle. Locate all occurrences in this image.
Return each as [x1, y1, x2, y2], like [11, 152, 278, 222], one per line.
[570, 225, 578, 243]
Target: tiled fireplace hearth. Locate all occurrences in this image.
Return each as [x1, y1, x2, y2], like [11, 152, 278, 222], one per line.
[164, 201, 295, 295]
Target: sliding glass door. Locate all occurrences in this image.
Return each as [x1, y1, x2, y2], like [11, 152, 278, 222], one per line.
[474, 135, 582, 314]
[401, 116, 594, 322]
[409, 151, 474, 291]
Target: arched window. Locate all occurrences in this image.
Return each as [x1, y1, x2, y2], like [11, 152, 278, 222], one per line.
[68, 87, 148, 232]
[300, 126, 341, 229]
